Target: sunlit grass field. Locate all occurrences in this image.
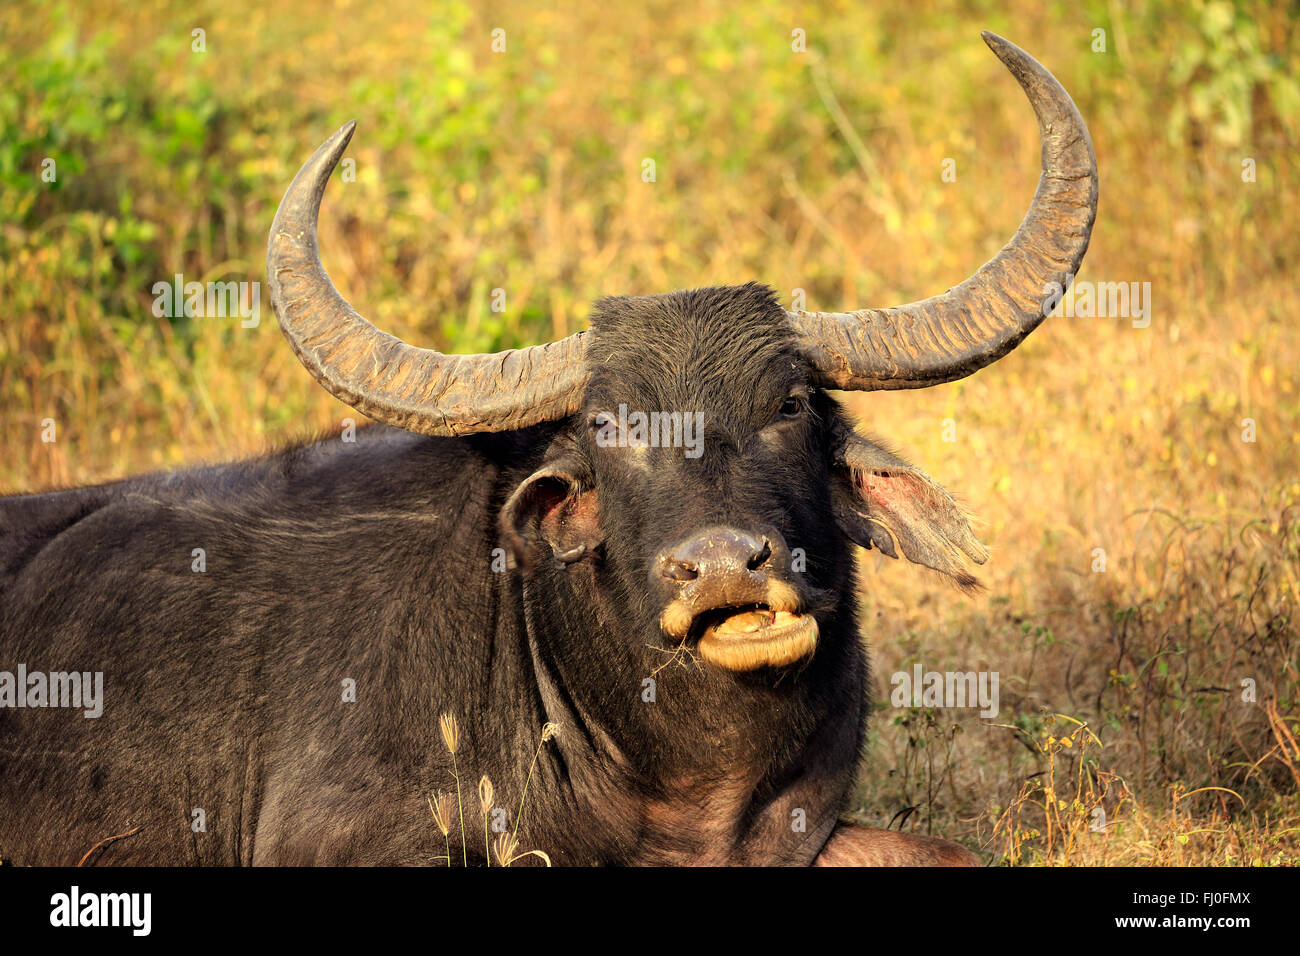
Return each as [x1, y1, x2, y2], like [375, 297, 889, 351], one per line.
[2, 0, 1297, 864]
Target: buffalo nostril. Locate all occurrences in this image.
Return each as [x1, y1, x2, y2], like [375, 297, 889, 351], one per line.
[747, 539, 772, 571]
[657, 529, 776, 586]
[662, 560, 698, 583]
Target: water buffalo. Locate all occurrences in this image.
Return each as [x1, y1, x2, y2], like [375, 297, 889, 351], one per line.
[0, 32, 1096, 866]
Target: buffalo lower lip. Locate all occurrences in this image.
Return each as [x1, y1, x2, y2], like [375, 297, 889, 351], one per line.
[696, 609, 819, 671]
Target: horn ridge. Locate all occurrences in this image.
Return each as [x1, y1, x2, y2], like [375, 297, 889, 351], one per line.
[266, 121, 589, 437]
[790, 32, 1099, 391]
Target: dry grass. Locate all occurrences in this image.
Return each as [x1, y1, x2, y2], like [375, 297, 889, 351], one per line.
[2, 0, 1296, 864]
[430, 715, 554, 866]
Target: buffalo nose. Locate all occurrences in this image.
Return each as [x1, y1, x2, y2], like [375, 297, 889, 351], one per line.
[658, 528, 773, 584]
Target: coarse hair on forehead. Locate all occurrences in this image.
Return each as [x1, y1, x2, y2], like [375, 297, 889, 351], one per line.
[583, 282, 803, 407]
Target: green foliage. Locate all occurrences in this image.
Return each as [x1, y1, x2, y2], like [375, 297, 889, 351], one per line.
[1166, 0, 1300, 148]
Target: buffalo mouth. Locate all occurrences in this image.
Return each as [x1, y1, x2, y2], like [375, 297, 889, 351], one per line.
[689, 604, 819, 672]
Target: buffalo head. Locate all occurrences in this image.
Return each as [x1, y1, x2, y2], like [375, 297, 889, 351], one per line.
[266, 33, 1097, 677]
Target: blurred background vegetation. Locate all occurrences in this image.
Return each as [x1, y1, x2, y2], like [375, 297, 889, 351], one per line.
[2, 0, 1297, 864]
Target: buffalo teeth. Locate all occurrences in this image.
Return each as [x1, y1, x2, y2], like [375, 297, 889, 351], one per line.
[711, 608, 802, 634]
[714, 609, 769, 634]
[697, 613, 819, 671]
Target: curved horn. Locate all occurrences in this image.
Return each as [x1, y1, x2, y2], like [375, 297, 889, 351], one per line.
[267, 121, 589, 437]
[790, 32, 1098, 390]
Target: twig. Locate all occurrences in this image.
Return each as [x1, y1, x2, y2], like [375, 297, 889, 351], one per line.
[76, 825, 142, 867]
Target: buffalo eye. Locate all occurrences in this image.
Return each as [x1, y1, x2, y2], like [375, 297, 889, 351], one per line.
[777, 395, 803, 419]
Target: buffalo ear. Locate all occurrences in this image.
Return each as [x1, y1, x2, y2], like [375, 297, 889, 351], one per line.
[831, 424, 988, 591]
[500, 462, 603, 573]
